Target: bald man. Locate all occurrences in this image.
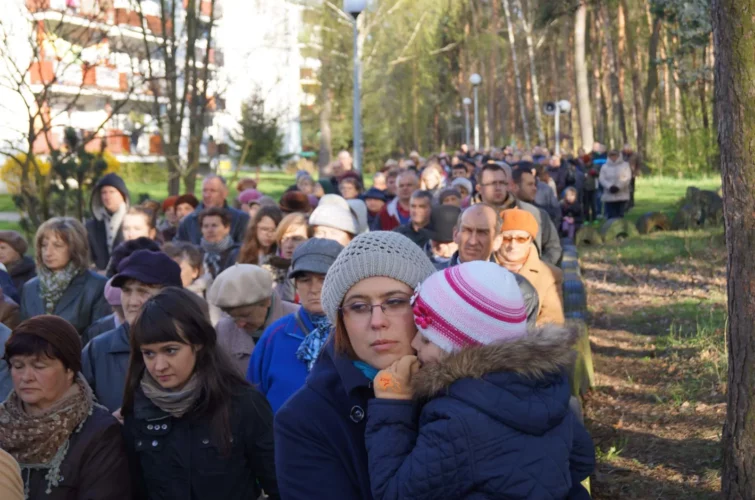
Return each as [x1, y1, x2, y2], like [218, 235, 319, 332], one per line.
[434, 204, 540, 327]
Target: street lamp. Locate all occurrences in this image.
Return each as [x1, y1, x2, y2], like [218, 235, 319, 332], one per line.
[462, 97, 472, 147]
[344, 0, 367, 173]
[469, 73, 482, 151]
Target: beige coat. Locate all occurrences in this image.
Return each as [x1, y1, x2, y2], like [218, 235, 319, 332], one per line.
[516, 247, 565, 326]
[216, 296, 300, 376]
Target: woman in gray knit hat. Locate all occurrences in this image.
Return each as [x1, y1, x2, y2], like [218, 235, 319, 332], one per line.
[274, 231, 436, 499]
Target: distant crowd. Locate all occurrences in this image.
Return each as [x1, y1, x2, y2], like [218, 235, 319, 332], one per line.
[0, 142, 615, 499]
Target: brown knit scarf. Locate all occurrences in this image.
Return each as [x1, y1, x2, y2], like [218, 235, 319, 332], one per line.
[0, 375, 93, 467]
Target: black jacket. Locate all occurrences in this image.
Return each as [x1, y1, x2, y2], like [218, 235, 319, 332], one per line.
[86, 174, 130, 270]
[6, 256, 35, 296]
[123, 384, 280, 500]
[176, 203, 250, 245]
[20, 270, 111, 334]
[393, 223, 430, 249]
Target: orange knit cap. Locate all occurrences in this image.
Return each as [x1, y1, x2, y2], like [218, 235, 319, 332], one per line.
[500, 208, 539, 239]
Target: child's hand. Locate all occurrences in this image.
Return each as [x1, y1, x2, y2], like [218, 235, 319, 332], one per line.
[373, 355, 420, 400]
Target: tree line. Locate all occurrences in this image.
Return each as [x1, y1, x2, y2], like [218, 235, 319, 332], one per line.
[304, 0, 715, 176]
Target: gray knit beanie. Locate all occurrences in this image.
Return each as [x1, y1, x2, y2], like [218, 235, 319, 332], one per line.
[322, 231, 437, 324]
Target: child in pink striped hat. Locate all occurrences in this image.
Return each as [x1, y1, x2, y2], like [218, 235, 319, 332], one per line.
[364, 261, 595, 499]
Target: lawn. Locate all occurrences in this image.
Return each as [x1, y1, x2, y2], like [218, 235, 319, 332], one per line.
[578, 175, 727, 498]
[625, 175, 721, 225]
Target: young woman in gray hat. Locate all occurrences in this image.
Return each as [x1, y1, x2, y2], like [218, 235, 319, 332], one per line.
[274, 231, 436, 499]
[247, 238, 343, 414]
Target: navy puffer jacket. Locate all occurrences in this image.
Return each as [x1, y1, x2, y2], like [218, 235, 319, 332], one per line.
[365, 324, 595, 500]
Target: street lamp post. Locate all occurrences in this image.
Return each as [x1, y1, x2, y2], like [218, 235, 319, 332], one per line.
[469, 73, 482, 151]
[344, 0, 366, 173]
[462, 97, 471, 147]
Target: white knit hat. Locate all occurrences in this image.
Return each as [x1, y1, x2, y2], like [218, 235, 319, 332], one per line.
[412, 261, 527, 353]
[346, 198, 369, 234]
[309, 203, 359, 236]
[322, 231, 437, 324]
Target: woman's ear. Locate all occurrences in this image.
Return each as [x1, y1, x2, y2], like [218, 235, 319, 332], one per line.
[66, 368, 75, 384]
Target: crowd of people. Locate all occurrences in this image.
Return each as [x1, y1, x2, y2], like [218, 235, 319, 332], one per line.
[0, 145, 605, 499]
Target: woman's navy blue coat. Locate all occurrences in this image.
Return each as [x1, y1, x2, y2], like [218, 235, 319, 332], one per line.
[274, 342, 375, 500]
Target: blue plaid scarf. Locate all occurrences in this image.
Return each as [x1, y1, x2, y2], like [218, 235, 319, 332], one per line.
[295, 313, 332, 371]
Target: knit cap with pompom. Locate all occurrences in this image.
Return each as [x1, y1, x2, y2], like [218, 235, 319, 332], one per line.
[412, 261, 527, 353]
[322, 231, 437, 324]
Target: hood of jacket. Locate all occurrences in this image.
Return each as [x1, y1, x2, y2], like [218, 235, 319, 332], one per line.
[90, 173, 130, 221]
[7, 256, 35, 277]
[603, 157, 629, 170]
[413, 324, 577, 435]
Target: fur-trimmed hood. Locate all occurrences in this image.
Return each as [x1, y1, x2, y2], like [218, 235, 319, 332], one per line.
[412, 324, 577, 435]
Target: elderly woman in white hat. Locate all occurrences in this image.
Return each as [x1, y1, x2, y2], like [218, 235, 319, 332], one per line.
[208, 264, 300, 375]
[308, 195, 359, 247]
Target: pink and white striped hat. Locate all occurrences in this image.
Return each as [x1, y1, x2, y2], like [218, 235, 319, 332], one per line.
[411, 261, 527, 353]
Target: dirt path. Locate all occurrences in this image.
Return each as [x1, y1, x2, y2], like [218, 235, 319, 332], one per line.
[580, 236, 726, 498]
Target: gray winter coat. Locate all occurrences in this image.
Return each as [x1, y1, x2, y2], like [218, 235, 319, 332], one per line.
[0, 323, 12, 402]
[20, 271, 110, 335]
[82, 322, 129, 412]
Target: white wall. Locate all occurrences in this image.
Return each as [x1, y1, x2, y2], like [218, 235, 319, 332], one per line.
[216, 0, 303, 158]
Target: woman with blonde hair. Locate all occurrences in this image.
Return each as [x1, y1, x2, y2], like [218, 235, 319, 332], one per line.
[20, 217, 110, 334]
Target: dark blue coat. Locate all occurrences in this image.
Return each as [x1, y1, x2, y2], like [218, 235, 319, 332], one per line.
[20, 270, 110, 335]
[364, 325, 595, 500]
[82, 323, 130, 412]
[274, 342, 375, 500]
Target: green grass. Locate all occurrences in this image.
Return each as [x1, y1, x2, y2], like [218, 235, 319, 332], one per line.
[625, 175, 721, 225]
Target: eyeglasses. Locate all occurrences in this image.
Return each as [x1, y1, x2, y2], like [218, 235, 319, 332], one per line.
[480, 181, 507, 188]
[339, 297, 412, 319]
[502, 235, 531, 244]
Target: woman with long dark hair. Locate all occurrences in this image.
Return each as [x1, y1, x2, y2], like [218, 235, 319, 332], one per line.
[121, 287, 279, 500]
[236, 206, 283, 266]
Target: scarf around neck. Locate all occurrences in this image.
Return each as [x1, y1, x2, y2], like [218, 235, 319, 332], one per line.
[141, 372, 201, 419]
[201, 234, 234, 277]
[38, 262, 79, 314]
[295, 312, 332, 371]
[0, 375, 94, 495]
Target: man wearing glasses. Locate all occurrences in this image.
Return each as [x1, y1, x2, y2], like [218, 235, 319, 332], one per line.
[476, 163, 562, 266]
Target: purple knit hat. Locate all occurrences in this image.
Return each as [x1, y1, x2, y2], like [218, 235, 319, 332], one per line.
[238, 188, 263, 205]
[411, 261, 527, 353]
[104, 277, 121, 306]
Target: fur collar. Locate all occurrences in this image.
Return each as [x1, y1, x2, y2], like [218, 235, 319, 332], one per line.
[412, 324, 577, 399]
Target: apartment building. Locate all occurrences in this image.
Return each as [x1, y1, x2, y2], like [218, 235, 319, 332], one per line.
[0, 0, 225, 165]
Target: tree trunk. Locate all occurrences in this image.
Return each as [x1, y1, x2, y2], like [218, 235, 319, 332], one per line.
[488, 0, 501, 145]
[642, 14, 662, 157]
[699, 46, 710, 131]
[513, 0, 544, 145]
[713, 0, 755, 496]
[621, 0, 645, 155]
[502, 0, 530, 149]
[574, 2, 594, 150]
[599, 0, 627, 145]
